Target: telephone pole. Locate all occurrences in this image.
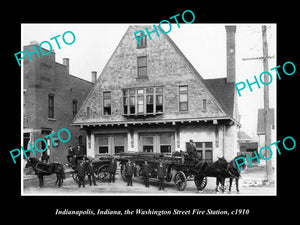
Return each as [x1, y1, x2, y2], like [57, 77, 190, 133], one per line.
[243, 25, 273, 182]
[262, 25, 273, 183]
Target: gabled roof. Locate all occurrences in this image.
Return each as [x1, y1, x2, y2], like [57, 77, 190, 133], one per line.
[204, 78, 235, 118]
[72, 25, 237, 125]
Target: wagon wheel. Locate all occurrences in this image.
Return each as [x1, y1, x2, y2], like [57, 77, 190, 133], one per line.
[174, 171, 187, 191]
[194, 175, 207, 191]
[96, 164, 110, 182]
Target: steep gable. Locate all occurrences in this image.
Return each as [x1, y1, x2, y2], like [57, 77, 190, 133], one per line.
[73, 25, 234, 125]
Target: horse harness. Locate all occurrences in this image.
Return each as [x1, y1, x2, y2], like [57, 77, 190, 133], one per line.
[34, 162, 50, 174]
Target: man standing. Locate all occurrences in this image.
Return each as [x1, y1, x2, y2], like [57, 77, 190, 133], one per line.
[143, 161, 150, 188]
[67, 145, 74, 164]
[125, 159, 134, 186]
[86, 160, 97, 186]
[109, 158, 117, 183]
[157, 159, 166, 191]
[77, 160, 86, 188]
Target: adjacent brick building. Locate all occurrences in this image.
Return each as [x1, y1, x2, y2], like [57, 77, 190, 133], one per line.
[72, 25, 239, 162]
[23, 43, 94, 163]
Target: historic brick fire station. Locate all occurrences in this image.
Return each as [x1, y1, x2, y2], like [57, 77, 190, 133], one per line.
[72, 25, 239, 162]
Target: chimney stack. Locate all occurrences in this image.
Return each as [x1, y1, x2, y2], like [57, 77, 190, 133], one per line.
[225, 25, 236, 83]
[63, 58, 70, 74]
[91, 71, 97, 83]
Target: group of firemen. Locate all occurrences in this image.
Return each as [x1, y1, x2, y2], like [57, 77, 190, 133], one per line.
[67, 145, 168, 191]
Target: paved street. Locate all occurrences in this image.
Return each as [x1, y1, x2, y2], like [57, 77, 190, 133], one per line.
[23, 165, 275, 195]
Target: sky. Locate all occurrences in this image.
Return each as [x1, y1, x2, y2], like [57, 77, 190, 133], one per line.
[22, 23, 276, 137]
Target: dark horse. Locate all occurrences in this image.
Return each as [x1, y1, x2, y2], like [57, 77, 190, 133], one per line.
[195, 157, 229, 192]
[216, 154, 247, 193]
[25, 157, 65, 187]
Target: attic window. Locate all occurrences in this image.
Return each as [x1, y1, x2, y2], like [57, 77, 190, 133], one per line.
[137, 34, 147, 48]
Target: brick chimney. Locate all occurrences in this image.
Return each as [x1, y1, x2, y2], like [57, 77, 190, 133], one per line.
[225, 26, 236, 83]
[63, 58, 70, 74]
[91, 71, 97, 83]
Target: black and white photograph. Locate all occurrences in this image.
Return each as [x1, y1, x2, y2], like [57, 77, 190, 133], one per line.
[21, 23, 277, 196]
[4, 5, 298, 223]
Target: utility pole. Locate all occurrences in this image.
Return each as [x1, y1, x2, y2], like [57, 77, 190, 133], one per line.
[243, 25, 273, 182]
[262, 25, 273, 183]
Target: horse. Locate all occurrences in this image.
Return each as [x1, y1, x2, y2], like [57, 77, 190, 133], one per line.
[25, 157, 65, 187]
[194, 157, 229, 193]
[216, 154, 247, 193]
[227, 154, 246, 193]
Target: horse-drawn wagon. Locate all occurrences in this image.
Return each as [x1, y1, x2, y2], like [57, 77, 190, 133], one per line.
[115, 151, 208, 191]
[68, 154, 113, 183]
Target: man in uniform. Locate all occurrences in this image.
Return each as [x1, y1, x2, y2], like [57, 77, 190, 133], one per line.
[77, 160, 86, 188]
[109, 158, 117, 183]
[86, 159, 97, 186]
[67, 145, 74, 164]
[76, 145, 81, 156]
[157, 158, 166, 191]
[125, 159, 134, 186]
[143, 160, 150, 188]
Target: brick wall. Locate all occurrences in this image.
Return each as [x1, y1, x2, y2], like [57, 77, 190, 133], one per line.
[23, 45, 93, 163]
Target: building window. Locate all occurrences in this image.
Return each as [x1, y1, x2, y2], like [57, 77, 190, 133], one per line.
[202, 99, 207, 111]
[137, 89, 144, 113]
[146, 88, 154, 113]
[123, 87, 163, 116]
[114, 136, 126, 154]
[103, 91, 111, 115]
[86, 107, 90, 118]
[160, 133, 172, 153]
[155, 87, 163, 113]
[142, 136, 154, 152]
[186, 142, 213, 162]
[78, 135, 83, 145]
[139, 132, 174, 153]
[137, 56, 147, 78]
[137, 34, 147, 48]
[179, 85, 188, 111]
[72, 99, 78, 118]
[48, 94, 54, 118]
[98, 137, 109, 154]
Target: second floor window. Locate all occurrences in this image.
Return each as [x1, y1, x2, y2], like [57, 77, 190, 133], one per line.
[179, 85, 188, 111]
[103, 91, 111, 115]
[123, 87, 163, 116]
[137, 56, 147, 78]
[48, 94, 54, 118]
